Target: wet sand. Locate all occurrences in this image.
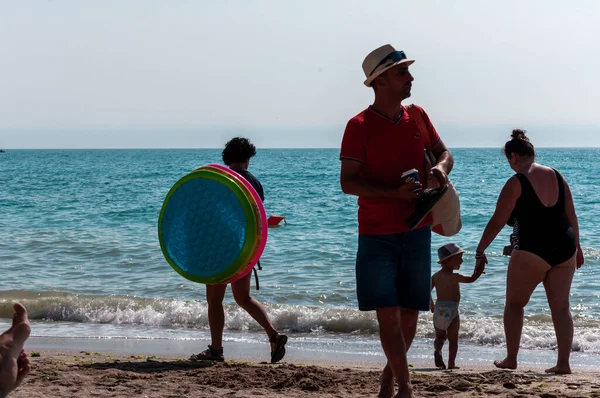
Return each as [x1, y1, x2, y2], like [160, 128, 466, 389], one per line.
[10, 349, 600, 397]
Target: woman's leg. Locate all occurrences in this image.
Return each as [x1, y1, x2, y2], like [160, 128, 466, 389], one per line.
[495, 250, 549, 369]
[543, 254, 576, 374]
[206, 283, 228, 349]
[231, 271, 277, 340]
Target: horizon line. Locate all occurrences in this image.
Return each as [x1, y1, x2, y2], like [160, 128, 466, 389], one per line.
[1, 146, 599, 150]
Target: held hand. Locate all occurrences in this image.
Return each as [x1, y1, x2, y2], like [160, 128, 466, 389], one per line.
[576, 243, 585, 269]
[393, 182, 421, 200]
[474, 264, 485, 276]
[429, 166, 448, 187]
[475, 253, 488, 275]
[430, 303, 435, 313]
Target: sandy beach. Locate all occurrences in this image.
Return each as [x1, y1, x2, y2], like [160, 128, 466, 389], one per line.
[9, 349, 600, 397]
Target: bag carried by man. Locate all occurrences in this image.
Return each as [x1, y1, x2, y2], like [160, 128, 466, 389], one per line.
[406, 105, 462, 237]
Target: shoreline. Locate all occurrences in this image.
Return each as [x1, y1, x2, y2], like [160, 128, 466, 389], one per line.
[12, 348, 600, 397]
[22, 334, 600, 371]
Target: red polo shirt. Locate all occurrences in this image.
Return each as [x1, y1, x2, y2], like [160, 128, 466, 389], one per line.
[340, 105, 440, 235]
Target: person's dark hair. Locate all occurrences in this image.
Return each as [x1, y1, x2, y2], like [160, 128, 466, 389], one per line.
[503, 129, 535, 158]
[222, 137, 256, 165]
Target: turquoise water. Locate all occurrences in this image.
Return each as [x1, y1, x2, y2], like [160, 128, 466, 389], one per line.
[1, 148, 599, 364]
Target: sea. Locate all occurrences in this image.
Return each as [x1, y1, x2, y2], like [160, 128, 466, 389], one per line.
[1, 148, 599, 368]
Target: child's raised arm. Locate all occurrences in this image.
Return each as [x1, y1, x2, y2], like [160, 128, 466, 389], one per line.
[454, 267, 484, 284]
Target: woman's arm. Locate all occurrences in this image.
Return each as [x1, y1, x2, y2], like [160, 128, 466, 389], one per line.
[476, 176, 521, 256]
[562, 176, 584, 268]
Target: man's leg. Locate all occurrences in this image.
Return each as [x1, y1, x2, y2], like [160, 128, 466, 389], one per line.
[391, 227, 432, 395]
[376, 307, 412, 398]
[400, 308, 419, 348]
[380, 308, 419, 394]
[355, 234, 407, 398]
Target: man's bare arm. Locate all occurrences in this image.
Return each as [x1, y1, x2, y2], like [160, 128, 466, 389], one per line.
[340, 159, 420, 200]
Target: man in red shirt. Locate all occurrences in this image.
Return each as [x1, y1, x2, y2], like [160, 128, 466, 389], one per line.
[340, 44, 454, 398]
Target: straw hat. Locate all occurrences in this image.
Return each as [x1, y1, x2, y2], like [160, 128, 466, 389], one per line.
[362, 44, 415, 87]
[437, 243, 466, 264]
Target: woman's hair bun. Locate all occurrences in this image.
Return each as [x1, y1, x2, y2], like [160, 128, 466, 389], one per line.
[504, 128, 535, 158]
[511, 129, 529, 142]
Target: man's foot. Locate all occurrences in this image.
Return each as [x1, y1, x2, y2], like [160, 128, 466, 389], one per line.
[545, 364, 572, 374]
[447, 363, 459, 370]
[378, 370, 395, 398]
[434, 349, 446, 369]
[493, 358, 517, 370]
[394, 385, 414, 398]
[0, 303, 32, 396]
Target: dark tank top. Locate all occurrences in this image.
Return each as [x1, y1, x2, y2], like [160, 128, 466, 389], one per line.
[510, 169, 576, 266]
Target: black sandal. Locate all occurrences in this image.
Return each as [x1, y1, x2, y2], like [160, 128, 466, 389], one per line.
[189, 345, 224, 362]
[269, 332, 288, 364]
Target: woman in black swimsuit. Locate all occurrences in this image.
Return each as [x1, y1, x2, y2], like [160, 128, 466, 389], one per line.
[474, 129, 584, 374]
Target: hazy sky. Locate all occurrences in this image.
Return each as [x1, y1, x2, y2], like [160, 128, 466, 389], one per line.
[1, 1, 599, 148]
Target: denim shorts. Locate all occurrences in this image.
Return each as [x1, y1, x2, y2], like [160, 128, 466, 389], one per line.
[355, 227, 431, 311]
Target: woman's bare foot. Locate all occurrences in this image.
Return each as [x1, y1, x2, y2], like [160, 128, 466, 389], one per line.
[493, 358, 517, 370]
[545, 365, 572, 374]
[0, 303, 32, 396]
[447, 363, 460, 370]
[378, 370, 395, 398]
[434, 349, 446, 369]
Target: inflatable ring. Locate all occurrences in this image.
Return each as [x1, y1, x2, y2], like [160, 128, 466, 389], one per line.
[158, 168, 259, 284]
[200, 164, 268, 283]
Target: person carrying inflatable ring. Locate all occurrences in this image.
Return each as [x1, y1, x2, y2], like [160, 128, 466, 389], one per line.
[189, 137, 288, 364]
